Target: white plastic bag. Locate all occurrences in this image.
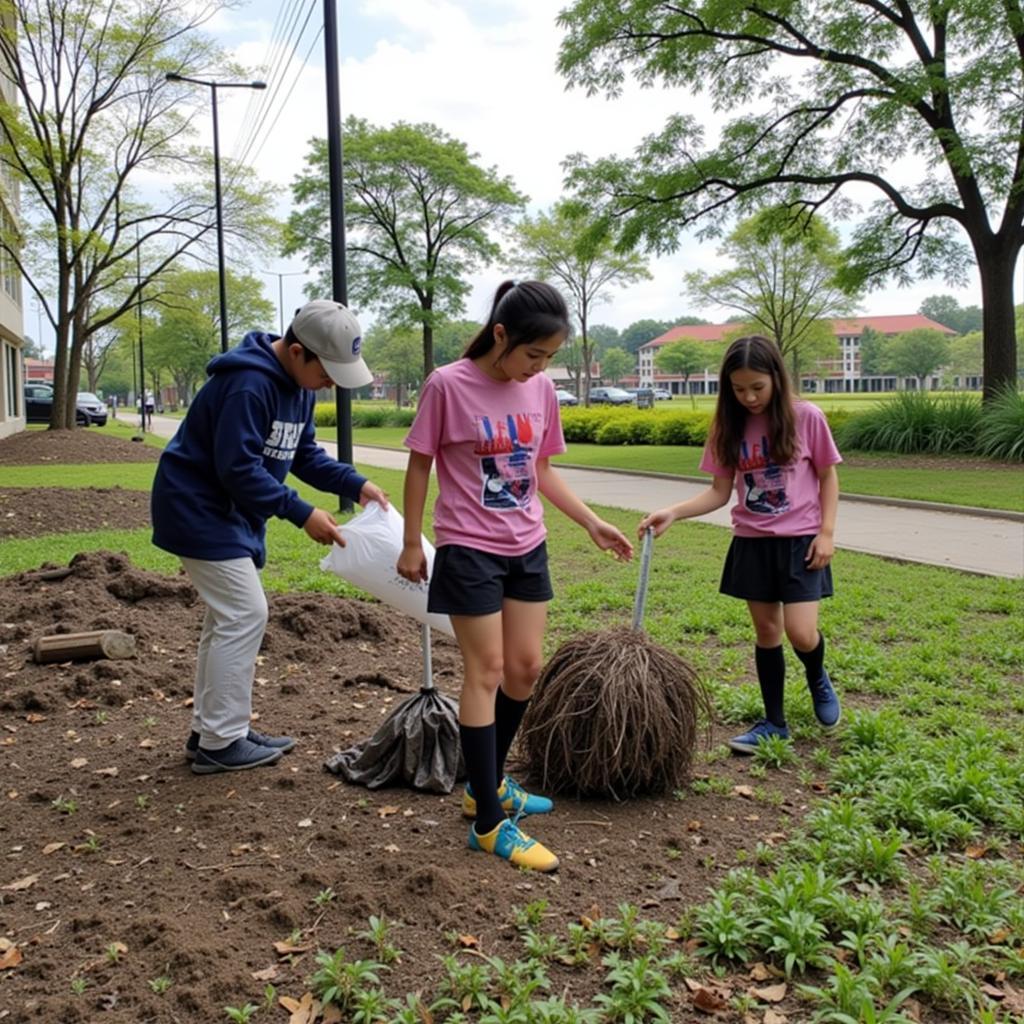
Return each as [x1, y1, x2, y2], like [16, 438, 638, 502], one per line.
[320, 501, 454, 636]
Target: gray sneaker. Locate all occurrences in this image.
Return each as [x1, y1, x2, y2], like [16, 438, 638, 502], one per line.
[185, 729, 296, 762]
[191, 736, 283, 775]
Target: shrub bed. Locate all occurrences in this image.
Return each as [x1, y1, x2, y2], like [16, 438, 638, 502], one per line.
[314, 403, 416, 429]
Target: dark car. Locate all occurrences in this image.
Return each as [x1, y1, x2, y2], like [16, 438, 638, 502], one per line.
[76, 392, 109, 426]
[23, 383, 93, 426]
[554, 388, 579, 407]
[588, 386, 636, 405]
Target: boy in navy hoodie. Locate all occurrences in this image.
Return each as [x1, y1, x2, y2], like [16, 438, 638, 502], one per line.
[152, 300, 387, 775]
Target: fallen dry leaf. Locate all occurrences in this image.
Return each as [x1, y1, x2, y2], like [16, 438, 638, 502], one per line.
[93, 767, 119, 777]
[279, 991, 321, 1024]
[0, 945, 23, 970]
[377, 805, 400, 818]
[732, 784, 754, 798]
[749, 962, 772, 981]
[41, 842, 65, 855]
[383, 843, 400, 853]
[752, 982, 787, 1003]
[2, 873, 39, 892]
[457, 934, 479, 948]
[69, 757, 88, 769]
[764, 1010, 788, 1024]
[251, 965, 278, 981]
[965, 844, 990, 860]
[273, 939, 313, 956]
[692, 986, 730, 1013]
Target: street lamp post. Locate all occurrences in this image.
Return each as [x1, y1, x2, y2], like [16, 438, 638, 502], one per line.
[165, 72, 266, 353]
[261, 270, 307, 335]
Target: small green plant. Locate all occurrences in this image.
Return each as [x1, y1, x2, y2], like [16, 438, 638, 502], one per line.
[143, 715, 157, 727]
[262, 984, 276, 1011]
[51, 795, 77, 814]
[439, 953, 492, 1012]
[148, 975, 172, 994]
[224, 1004, 258, 1023]
[695, 890, 753, 964]
[135, 794, 150, 810]
[512, 899, 550, 931]
[94, 709, 109, 725]
[357, 914, 401, 964]
[313, 886, 336, 908]
[81, 833, 101, 853]
[593, 952, 671, 1023]
[310, 947, 385, 1013]
[753, 732, 797, 769]
[70, 977, 88, 995]
[104, 942, 125, 964]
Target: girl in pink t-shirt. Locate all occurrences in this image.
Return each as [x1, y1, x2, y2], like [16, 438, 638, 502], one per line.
[639, 335, 842, 755]
[397, 280, 633, 872]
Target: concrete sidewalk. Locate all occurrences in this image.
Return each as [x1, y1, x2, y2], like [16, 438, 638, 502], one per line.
[148, 416, 1023, 579]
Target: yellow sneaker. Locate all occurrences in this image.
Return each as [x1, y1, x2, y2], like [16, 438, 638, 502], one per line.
[462, 775, 554, 819]
[468, 818, 559, 872]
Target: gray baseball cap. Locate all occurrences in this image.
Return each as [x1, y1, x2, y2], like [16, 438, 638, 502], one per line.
[290, 299, 373, 388]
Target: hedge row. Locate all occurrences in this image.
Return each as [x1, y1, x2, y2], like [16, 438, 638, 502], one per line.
[313, 403, 416, 429]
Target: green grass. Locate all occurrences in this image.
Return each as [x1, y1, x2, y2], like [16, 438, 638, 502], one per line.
[348, 429, 1024, 512]
[2, 442, 1022, 1024]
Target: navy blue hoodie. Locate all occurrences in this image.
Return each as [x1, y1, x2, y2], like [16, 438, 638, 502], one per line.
[151, 331, 366, 568]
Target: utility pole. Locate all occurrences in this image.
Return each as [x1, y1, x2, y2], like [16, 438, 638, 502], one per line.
[261, 270, 307, 335]
[323, 0, 354, 512]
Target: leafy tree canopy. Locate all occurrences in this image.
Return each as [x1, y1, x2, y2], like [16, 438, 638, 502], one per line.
[599, 346, 634, 384]
[285, 118, 524, 377]
[883, 328, 952, 387]
[557, 0, 1023, 398]
[919, 295, 984, 336]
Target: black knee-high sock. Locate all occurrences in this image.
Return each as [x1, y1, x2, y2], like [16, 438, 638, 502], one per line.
[494, 688, 530, 787]
[460, 722, 504, 833]
[795, 633, 825, 684]
[755, 644, 787, 727]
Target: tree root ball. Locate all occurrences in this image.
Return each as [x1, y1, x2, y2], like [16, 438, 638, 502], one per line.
[519, 627, 713, 799]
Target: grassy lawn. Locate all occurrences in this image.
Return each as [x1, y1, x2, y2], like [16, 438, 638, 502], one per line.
[346, 428, 1024, 513]
[1, 450, 1022, 1022]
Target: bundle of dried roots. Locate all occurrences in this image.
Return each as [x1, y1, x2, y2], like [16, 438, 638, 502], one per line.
[518, 626, 713, 799]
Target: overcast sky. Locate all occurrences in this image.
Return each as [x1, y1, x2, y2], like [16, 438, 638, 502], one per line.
[200, 0, 989, 337]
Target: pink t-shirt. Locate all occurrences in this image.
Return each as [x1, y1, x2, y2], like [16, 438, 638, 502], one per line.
[404, 359, 567, 555]
[699, 401, 842, 538]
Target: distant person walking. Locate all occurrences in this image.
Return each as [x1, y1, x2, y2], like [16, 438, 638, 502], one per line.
[639, 335, 843, 755]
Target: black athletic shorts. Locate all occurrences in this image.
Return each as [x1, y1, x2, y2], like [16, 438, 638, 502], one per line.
[719, 535, 834, 604]
[427, 541, 553, 616]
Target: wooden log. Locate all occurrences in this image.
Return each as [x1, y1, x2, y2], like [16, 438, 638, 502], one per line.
[33, 630, 136, 664]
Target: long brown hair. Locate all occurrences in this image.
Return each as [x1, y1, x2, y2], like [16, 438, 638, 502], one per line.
[710, 336, 797, 468]
[463, 280, 570, 361]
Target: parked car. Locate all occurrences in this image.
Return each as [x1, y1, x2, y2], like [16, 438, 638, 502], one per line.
[554, 388, 578, 406]
[588, 386, 636, 405]
[76, 392, 109, 426]
[23, 383, 93, 426]
[652, 388, 673, 400]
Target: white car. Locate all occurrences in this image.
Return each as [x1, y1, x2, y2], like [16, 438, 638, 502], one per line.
[555, 388, 579, 406]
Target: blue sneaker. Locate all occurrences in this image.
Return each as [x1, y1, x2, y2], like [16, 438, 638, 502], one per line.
[462, 775, 554, 819]
[185, 728, 296, 762]
[808, 670, 841, 729]
[191, 736, 283, 775]
[468, 818, 559, 872]
[728, 719, 790, 755]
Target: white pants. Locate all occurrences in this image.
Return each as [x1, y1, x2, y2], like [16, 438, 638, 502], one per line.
[181, 556, 268, 751]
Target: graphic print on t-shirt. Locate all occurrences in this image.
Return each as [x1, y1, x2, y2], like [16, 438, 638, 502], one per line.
[475, 412, 541, 511]
[739, 435, 790, 516]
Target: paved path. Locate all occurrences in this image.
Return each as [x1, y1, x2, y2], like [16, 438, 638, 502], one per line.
[149, 416, 1024, 579]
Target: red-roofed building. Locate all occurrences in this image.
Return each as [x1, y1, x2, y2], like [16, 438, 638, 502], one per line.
[636, 314, 958, 395]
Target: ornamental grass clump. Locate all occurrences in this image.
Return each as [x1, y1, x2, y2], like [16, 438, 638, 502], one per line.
[519, 625, 712, 798]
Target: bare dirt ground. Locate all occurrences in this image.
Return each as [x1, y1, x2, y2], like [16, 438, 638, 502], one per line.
[0, 430, 830, 1023]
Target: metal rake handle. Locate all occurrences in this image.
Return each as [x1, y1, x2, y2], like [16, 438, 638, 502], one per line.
[421, 621, 435, 691]
[631, 527, 655, 630]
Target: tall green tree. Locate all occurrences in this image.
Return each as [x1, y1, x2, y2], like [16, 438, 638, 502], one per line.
[558, 1, 1023, 400]
[599, 346, 633, 385]
[0, 0, 279, 428]
[619, 319, 673, 354]
[285, 119, 524, 379]
[946, 332, 983, 387]
[884, 328, 951, 390]
[919, 295, 984, 336]
[654, 338, 717, 397]
[858, 326, 888, 376]
[364, 325, 423, 408]
[514, 199, 651, 403]
[588, 323, 621, 356]
[684, 209, 854, 380]
[144, 269, 274, 405]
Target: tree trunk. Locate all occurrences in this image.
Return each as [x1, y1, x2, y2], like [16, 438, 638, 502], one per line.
[977, 245, 1019, 402]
